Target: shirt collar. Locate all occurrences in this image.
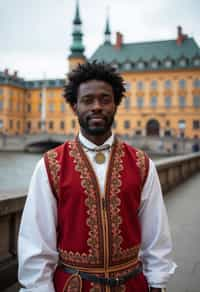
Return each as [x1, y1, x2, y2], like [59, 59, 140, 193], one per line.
[78, 131, 114, 150]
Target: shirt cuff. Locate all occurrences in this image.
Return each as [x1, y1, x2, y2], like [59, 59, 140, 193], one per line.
[19, 281, 55, 292]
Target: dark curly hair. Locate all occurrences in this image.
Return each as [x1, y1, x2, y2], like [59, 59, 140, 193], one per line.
[64, 61, 126, 106]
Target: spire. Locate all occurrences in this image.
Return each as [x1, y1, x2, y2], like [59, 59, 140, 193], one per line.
[70, 0, 85, 57]
[74, 0, 81, 25]
[104, 8, 111, 44]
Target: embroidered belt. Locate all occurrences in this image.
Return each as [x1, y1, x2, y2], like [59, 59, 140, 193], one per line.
[59, 261, 142, 287]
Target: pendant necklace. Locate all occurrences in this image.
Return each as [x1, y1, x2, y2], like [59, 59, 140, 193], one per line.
[78, 140, 111, 164]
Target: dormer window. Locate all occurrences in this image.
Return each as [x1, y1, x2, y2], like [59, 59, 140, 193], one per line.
[151, 60, 158, 69]
[165, 59, 172, 68]
[111, 62, 119, 69]
[179, 58, 187, 67]
[193, 58, 200, 66]
[137, 61, 145, 70]
[124, 62, 132, 71]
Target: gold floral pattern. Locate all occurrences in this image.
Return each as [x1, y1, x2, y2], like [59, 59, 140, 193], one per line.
[63, 274, 82, 292]
[68, 141, 102, 265]
[45, 149, 61, 198]
[136, 149, 148, 186]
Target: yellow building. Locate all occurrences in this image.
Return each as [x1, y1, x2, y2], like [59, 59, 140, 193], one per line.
[0, 2, 200, 140]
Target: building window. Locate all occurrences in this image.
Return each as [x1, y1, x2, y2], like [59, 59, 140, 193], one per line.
[17, 120, 20, 130]
[0, 120, 3, 129]
[112, 120, 117, 129]
[193, 120, 200, 129]
[124, 96, 131, 110]
[71, 119, 76, 129]
[164, 130, 171, 137]
[60, 120, 65, 129]
[165, 59, 172, 68]
[151, 61, 158, 69]
[193, 78, 200, 88]
[137, 120, 141, 127]
[124, 62, 132, 71]
[49, 121, 54, 129]
[151, 80, 157, 89]
[138, 61, 145, 70]
[179, 79, 186, 89]
[193, 96, 200, 107]
[124, 120, 130, 129]
[150, 96, 157, 108]
[179, 96, 186, 108]
[26, 121, 31, 131]
[38, 103, 42, 112]
[178, 120, 186, 130]
[165, 96, 171, 108]
[137, 96, 144, 108]
[0, 88, 3, 95]
[38, 121, 41, 129]
[124, 81, 131, 91]
[137, 81, 144, 90]
[49, 103, 54, 112]
[17, 103, 20, 112]
[166, 120, 170, 126]
[0, 100, 3, 111]
[9, 99, 13, 111]
[165, 80, 171, 89]
[27, 104, 31, 112]
[193, 58, 200, 66]
[135, 130, 142, 135]
[9, 120, 13, 129]
[179, 58, 187, 67]
[60, 103, 65, 112]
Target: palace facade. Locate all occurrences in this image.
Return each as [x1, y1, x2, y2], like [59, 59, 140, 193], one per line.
[0, 2, 200, 139]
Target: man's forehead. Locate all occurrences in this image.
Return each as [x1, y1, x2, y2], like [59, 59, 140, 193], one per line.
[78, 80, 113, 94]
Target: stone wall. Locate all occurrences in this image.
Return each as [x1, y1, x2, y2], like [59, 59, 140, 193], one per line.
[0, 152, 200, 290]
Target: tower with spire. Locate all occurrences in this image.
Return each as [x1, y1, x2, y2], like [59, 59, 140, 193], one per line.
[104, 11, 111, 44]
[68, 0, 86, 71]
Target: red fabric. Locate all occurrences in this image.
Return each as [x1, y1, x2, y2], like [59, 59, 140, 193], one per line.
[44, 141, 149, 292]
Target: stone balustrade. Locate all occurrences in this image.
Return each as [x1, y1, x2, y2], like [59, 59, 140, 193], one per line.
[0, 152, 200, 291]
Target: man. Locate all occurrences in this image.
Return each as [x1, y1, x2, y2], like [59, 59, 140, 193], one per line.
[18, 61, 176, 292]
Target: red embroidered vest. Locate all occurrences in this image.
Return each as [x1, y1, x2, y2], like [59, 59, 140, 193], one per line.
[44, 139, 149, 292]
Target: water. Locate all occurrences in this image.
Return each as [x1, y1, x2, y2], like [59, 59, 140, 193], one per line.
[0, 151, 161, 195]
[0, 151, 42, 194]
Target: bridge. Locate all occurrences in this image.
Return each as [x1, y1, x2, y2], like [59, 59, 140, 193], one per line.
[0, 152, 200, 292]
[0, 133, 199, 154]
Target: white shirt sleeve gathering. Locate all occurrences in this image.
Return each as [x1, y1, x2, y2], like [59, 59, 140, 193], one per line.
[18, 158, 58, 292]
[18, 156, 176, 290]
[139, 159, 177, 288]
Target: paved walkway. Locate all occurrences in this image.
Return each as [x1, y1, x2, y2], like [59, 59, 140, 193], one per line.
[4, 172, 200, 292]
[165, 172, 200, 292]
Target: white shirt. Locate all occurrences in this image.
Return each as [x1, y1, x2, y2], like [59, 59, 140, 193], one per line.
[18, 133, 176, 291]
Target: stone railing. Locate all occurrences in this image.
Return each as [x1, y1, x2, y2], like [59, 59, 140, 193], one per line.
[0, 152, 200, 290]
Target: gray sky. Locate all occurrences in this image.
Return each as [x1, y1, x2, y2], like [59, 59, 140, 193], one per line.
[0, 0, 200, 80]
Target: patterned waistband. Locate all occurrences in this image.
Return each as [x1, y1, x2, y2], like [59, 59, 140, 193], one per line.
[59, 260, 142, 287]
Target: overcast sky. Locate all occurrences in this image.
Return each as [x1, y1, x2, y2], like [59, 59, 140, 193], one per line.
[0, 0, 199, 80]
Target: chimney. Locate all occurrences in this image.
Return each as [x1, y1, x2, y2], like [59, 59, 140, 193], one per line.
[176, 26, 187, 45]
[115, 32, 123, 49]
[4, 68, 9, 76]
[13, 70, 18, 79]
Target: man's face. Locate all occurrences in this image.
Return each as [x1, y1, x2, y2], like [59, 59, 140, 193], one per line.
[73, 80, 117, 137]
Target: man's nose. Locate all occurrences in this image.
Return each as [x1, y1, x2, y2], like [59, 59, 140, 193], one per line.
[92, 99, 102, 110]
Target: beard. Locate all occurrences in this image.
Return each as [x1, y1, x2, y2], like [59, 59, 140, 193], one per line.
[77, 113, 114, 136]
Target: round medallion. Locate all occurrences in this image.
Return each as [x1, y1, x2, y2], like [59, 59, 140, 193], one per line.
[94, 152, 106, 164]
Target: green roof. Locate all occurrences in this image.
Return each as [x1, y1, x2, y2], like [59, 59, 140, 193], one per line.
[90, 37, 200, 71]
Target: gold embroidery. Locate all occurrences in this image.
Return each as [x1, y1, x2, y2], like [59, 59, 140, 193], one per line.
[46, 149, 61, 197]
[136, 149, 146, 184]
[108, 143, 140, 264]
[63, 274, 82, 292]
[62, 141, 102, 265]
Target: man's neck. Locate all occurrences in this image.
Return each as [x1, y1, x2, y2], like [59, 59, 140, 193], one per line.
[80, 129, 112, 146]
